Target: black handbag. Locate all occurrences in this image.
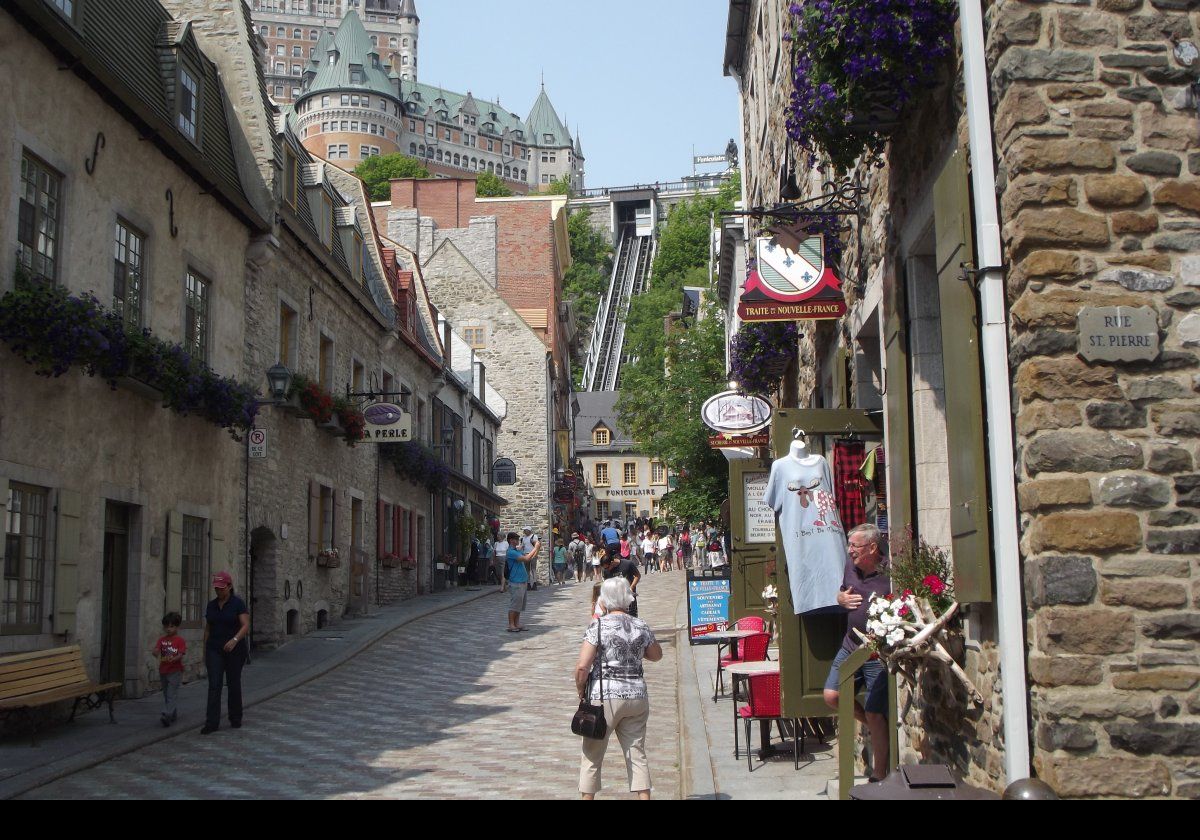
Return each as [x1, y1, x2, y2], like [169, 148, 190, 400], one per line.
[571, 617, 607, 740]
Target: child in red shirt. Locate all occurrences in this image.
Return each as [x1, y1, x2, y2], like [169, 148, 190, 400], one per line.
[152, 612, 186, 727]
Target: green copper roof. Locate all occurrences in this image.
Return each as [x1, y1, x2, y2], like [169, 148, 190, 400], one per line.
[402, 81, 527, 137]
[300, 11, 398, 101]
[527, 87, 570, 148]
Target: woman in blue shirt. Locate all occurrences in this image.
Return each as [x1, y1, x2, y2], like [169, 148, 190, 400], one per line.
[201, 571, 250, 734]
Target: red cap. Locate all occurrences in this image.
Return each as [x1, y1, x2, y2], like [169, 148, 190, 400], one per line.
[211, 571, 233, 589]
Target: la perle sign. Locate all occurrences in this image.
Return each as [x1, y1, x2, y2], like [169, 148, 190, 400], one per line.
[363, 402, 412, 442]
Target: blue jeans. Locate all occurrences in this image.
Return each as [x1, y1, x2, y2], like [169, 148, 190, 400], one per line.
[205, 646, 246, 728]
[825, 646, 888, 715]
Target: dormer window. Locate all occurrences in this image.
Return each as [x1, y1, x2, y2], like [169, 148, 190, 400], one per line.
[593, 427, 611, 446]
[544, 133, 554, 144]
[177, 66, 199, 141]
[349, 65, 363, 84]
[47, 0, 77, 22]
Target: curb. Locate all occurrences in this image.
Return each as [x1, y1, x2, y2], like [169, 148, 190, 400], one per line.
[0, 587, 497, 799]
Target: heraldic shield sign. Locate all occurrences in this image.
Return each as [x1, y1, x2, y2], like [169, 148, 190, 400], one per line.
[737, 234, 847, 322]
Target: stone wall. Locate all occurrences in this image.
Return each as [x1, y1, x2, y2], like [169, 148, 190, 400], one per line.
[418, 241, 554, 575]
[989, 0, 1200, 799]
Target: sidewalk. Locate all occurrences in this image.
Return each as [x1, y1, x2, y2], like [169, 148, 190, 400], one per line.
[676, 595, 836, 799]
[0, 586, 497, 800]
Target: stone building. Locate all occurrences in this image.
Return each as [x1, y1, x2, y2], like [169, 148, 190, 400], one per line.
[724, 0, 1200, 798]
[258, 5, 585, 190]
[380, 178, 577, 578]
[0, 0, 272, 696]
[574, 392, 670, 525]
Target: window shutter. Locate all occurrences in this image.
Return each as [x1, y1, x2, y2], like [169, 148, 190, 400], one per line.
[0, 479, 7, 578]
[377, 499, 386, 560]
[396, 506, 404, 557]
[409, 510, 416, 559]
[883, 281, 913, 540]
[166, 510, 183, 613]
[831, 346, 848, 408]
[309, 481, 322, 559]
[210, 520, 226, 579]
[934, 148, 993, 603]
[52, 489, 81, 635]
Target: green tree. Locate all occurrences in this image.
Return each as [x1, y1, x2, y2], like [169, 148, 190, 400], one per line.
[615, 174, 741, 522]
[538, 175, 572, 196]
[354, 154, 431, 200]
[475, 171, 513, 197]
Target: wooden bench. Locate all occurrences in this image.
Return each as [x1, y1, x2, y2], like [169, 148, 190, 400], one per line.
[0, 645, 122, 741]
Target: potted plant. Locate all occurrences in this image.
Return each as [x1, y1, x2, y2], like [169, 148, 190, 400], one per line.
[785, 0, 958, 172]
[316, 547, 341, 568]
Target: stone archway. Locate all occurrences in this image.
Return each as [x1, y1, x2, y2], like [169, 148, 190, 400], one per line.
[250, 526, 279, 648]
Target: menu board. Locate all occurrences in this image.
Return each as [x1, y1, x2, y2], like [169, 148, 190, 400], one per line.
[743, 471, 775, 544]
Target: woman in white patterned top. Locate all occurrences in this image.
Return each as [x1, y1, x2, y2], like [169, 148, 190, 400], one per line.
[574, 577, 663, 799]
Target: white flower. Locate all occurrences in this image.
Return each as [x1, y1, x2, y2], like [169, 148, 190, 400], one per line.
[886, 628, 905, 646]
[761, 584, 778, 600]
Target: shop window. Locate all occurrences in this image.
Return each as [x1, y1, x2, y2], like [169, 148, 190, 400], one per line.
[3, 483, 49, 634]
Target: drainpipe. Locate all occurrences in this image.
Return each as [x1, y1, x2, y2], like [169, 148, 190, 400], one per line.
[959, 0, 1030, 784]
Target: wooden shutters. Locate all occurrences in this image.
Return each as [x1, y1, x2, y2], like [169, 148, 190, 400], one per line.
[933, 149, 993, 603]
[377, 499, 386, 560]
[51, 490, 80, 635]
[308, 480, 321, 560]
[166, 510, 183, 613]
[883, 278, 913, 541]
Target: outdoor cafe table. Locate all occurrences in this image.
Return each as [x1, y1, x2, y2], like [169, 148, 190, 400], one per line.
[708, 629, 761, 701]
[723, 661, 783, 759]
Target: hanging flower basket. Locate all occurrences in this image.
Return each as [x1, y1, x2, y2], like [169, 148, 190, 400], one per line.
[730, 321, 800, 395]
[785, 0, 959, 172]
[380, 441, 450, 492]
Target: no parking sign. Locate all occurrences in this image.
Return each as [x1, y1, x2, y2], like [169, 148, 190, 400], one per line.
[249, 428, 267, 458]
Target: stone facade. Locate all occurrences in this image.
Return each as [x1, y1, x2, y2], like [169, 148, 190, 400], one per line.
[0, 0, 263, 696]
[724, 0, 1200, 797]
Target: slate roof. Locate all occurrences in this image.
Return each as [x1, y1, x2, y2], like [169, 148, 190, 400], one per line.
[9, 0, 268, 231]
[574, 392, 635, 453]
[398, 0, 419, 20]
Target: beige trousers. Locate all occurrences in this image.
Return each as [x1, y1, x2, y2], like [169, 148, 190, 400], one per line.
[579, 696, 652, 794]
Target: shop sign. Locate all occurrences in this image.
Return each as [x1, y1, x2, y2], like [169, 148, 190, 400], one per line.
[701, 390, 773, 435]
[687, 574, 732, 643]
[492, 457, 517, 486]
[708, 433, 770, 449]
[554, 488, 574, 503]
[737, 234, 846, 322]
[1077, 306, 1159, 363]
[694, 154, 727, 164]
[363, 402, 412, 442]
[562, 470, 578, 490]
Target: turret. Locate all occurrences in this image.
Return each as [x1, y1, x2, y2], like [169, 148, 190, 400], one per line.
[396, 0, 419, 83]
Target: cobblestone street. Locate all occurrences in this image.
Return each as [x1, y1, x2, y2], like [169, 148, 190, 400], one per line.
[21, 575, 685, 800]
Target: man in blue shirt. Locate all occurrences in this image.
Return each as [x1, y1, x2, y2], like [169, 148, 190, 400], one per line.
[501, 530, 540, 631]
[600, 521, 621, 557]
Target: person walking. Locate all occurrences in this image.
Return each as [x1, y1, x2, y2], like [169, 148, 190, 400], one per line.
[657, 531, 674, 572]
[201, 571, 249, 734]
[569, 532, 586, 583]
[574, 577, 663, 800]
[641, 530, 657, 573]
[552, 538, 569, 585]
[151, 612, 185, 727]
[502, 530, 539, 631]
[601, 551, 642, 618]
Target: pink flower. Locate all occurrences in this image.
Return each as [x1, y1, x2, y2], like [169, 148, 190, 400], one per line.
[923, 575, 946, 596]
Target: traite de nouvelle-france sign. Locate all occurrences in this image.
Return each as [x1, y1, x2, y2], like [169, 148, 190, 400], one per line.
[738, 234, 846, 322]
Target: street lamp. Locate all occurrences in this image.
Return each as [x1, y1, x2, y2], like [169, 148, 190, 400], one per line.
[265, 363, 293, 403]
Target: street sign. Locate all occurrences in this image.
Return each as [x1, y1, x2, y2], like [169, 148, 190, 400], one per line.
[492, 457, 517, 486]
[248, 428, 267, 459]
[363, 402, 412, 442]
[694, 154, 727, 164]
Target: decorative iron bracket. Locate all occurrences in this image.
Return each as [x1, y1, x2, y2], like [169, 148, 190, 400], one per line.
[720, 176, 868, 223]
[344, 372, 412, 406]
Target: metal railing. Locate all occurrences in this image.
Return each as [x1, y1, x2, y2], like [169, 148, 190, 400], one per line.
[573, 174, 732, 200]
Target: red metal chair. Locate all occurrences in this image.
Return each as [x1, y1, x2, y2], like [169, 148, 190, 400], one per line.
[715, 631, 769, 701]
[735, 673, 802, 771]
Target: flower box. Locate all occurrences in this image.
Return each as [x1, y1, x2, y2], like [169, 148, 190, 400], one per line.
[279, 392, 310, 418]
[399, 556, 417, 571]
[116, 375, 165, 404]
[319, 417, 345, 437]
[316, 549, 341, 568]
[381, 553, 401, 569]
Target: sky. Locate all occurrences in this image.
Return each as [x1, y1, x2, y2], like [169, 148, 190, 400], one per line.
[414, 0, 741, 189]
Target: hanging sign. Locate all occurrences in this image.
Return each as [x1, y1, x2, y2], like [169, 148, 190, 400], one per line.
[554, 488, 575, 504]
[363, 402, 412, 442]
[701, 391, 773, 435]
[737, 234, 846, 322]
[492, 457, 517, 486]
